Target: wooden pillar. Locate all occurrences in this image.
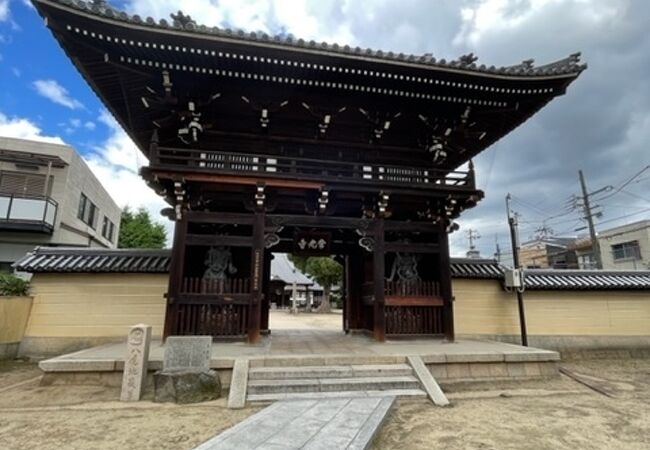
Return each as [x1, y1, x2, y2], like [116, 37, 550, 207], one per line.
[373, 219, 386, 342]
[343, 255, 351, 332]
[247, 211, 265, 343]
[439, 222, 455, 341]
[260, 252, 272, 334]
[347, 247, 363, 331]
[163, 216, 188, 339]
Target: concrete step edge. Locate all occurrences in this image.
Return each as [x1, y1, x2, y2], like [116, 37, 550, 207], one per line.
[248, 375, 418, 387]
[247, 389, 427, 402]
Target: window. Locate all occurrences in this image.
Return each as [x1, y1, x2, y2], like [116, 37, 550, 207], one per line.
[102, 216, 115, 242]
[77, 193, 97, 228]
[611, 241, 641, 261]
[0, 171, 47, 195]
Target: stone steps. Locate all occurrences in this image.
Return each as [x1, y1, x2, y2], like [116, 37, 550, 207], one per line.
[247, 389, 427, 403]
[246, 363, 426, 403]
[248, 375, 420, 395]
[248, 363, 413, 380]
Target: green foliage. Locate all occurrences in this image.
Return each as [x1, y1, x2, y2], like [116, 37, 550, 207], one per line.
[118, 206, 167, 249]
[0, 273, 30, 296]
[288, 254, 343, 312]
[287, 255, 343, 289]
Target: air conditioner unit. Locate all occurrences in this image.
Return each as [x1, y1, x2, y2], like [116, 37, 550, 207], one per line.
[504, 269, 523, 288]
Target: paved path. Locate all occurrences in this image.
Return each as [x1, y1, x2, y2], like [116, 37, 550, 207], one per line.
[193, 397, 395, 450]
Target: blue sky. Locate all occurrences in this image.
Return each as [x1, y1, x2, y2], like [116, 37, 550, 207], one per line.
[1, 0, 649, 259]
[0, 1, 112, 148]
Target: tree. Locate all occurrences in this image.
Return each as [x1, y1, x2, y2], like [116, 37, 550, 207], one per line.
[288, 255, 343, 313]
[118, 206, 167, 249]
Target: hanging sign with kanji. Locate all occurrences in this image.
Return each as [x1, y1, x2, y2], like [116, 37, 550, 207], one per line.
[293, 231, 332, 256]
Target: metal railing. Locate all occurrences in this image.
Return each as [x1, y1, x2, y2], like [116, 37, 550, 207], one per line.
[0, 193, 58, 231]
[154, 147, 473, 189]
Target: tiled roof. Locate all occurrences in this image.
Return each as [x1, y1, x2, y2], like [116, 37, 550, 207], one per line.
[450, 258, 503, 279]
[44, 0, 586, 78]
[523, 270, 650, 290]
[14, 248, 650, 290]
[14, 247, 170, 273]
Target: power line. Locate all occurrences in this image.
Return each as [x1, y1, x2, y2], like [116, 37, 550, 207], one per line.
[592, 164, 650, 203]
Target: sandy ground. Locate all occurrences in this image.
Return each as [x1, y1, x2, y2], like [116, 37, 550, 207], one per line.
[0, 360, 260, 450]
[373, 358, 650, 450]
[269, 309, 342, 330]
[1, 358, 648, 449]
[1, 319, 649, 450]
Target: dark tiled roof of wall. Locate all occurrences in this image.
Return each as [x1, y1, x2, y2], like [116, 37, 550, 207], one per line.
[14, 247, 650, 290]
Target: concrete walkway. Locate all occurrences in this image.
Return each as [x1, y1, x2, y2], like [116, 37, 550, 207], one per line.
[194, 397, 395, 450]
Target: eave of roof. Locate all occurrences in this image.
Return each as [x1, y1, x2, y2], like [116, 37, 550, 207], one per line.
[36, 0, 586, 81]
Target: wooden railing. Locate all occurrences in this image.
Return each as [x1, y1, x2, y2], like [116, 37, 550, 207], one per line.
[173, 304, 248, 337]
[385, 280, 440, 298]
[154, 147, 473, 189]
[385, 279, 444, 335]
[175, 277, 251, 337]
[386, 306, 444, 335]
[181, 277, 251, 295]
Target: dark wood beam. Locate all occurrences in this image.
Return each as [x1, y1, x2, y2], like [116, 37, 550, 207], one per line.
[186, 234, 253, 247]
[385, 242, 440, 253]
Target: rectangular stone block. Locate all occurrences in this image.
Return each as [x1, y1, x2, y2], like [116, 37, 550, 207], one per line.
[420, 354, 446, 364]
[427, 364, 448, 380]
[468, 363, 492, 379]
[523, 362, 542, 377]
[163, 336, 212, 373]
[120, 324, 152, 401]
[446, 363, 471, 380]
[486, 363, 509, 378]
[449, 353, 504, 364]
[39, 358, 116, 372]
[539, 362, 559, 377]
[506, 362, 527, 378]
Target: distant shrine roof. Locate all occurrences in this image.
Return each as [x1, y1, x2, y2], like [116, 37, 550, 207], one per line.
[42, 0, 586, 79]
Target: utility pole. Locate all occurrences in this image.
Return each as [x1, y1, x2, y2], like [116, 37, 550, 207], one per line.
[494, 235, 502, 263]
[578, 170, 602, 269]
[506, 193, 528, 347]
[466, 229, 481, 258]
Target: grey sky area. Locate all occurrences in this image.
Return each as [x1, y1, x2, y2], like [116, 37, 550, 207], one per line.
[121, 1, 650, 259]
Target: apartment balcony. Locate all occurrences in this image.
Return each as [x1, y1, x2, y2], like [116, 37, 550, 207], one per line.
[0, 193, 58, 233]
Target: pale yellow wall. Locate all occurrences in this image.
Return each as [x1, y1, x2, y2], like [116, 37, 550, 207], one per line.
[453, 279, 650, 336]
[23, 274, 167, 339]
[22, 274, 650, 343]
[0, 296, 33, 344]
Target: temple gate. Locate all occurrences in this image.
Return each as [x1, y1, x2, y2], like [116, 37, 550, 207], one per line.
[34, 0, 585, 342]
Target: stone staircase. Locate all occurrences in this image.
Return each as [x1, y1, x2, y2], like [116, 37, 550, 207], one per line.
[246, 363, 427, 402]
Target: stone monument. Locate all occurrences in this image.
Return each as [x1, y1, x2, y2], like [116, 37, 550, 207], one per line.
[120, 324, 152, 402]
[154, 336, 222, 404]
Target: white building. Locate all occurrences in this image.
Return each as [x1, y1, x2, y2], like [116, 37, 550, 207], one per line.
[0, 137, 121, 271]
[598, 220, 650, 270]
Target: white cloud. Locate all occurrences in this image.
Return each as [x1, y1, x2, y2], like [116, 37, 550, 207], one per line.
[84, 121, 96, 130]
[85, 110, 173, 244]
[33, 79, 85, 110]
[0, 112, 66, 145]
[122, 0, 354, 44]
[0, 0, 9, 22]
